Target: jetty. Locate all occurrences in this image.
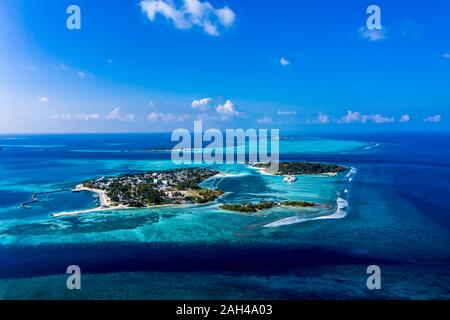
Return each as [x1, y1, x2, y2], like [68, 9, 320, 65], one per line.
[20, 189, 68, 209]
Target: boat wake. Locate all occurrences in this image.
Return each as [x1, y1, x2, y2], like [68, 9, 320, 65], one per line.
[263, 197, 348, 228]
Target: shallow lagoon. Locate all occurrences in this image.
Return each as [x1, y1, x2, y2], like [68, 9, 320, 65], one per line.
[0, 133, 449, 299]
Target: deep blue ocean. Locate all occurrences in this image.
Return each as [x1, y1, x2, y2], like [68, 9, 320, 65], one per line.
[0, 132, 449, 299]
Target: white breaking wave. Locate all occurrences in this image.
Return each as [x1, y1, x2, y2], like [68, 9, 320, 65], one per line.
[362, 143, 379, 150]
[314, 197, 348, 220]
[213, 172, 248, 178]
[262, 166, 356, 228]
[263, 197, 348, 228]
[345, 167, 357, 179]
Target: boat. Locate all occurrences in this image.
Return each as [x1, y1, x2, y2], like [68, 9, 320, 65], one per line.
[283, 175, 297, 183]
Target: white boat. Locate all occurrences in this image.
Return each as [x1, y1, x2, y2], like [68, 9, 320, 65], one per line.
[283, 175, 297, 183]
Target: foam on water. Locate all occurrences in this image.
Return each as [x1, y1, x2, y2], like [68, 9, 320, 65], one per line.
[263, 197, 348, 228]
[361, 143, 379, 150]
[263, 167, 356, 228]
[345, 167, 357, 179]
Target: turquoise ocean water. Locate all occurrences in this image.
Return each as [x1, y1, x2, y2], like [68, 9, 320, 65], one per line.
[0, 133, 449, 299]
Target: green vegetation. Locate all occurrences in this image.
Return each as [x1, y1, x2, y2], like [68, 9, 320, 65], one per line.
[220, 200, 316, 213]
[255, 201, 276, 210]
[219, 203, 261, 213]
[280, 201, 315, 207]
[187, 189, 224, 204]
[105, 182, 164, 206]
[253, 162, 346, 175]
[83, 168, 221, 207]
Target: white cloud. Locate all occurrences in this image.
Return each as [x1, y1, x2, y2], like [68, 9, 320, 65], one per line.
[257, 116, 273, 124]
[305, 113, 330, 125]
[338, 110, 368, 124]
[358, 26, 387, 41]
[399, 114, 410, 122]
[147, 112, 190, 123]
[140, 0, 235, 36]
[338, 110, 395, 124]
[215, 99, 242, 118]
[443, 52, 450, 59]
[192, 97, 212, 110]
[122, 114, 136, 122]
[203, 21, 219, 36]
[191, 97, 243, 120]
[368, 114, 395, 124]
[215, 6, 235, 27]
[55, 63, 91, 78]
[317, 113, 330, 124]
[280, 57, 290, 66]
[277, 110, 296, 116]
[106, 107, 121, 120]
[106, 107, 136, 122]
[424, 115, 442, 123]
[147, 112, 160, 121]
[52, 108, 135, 122]
[59, 64, 69, 71]
[37, 96, 50, 103]
[196, 113, 211, 121]
[50, 113, 100, 121]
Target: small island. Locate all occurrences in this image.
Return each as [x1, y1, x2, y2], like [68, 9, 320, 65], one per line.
[53, 168, 223, 217]
[251, 161, 346, 176]
[219, 200, 317, 213]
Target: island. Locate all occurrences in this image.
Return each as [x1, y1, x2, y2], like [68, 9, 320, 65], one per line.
[52, 168, 223, 217]
[219, 200, 318, 213]
[251, 161, 346, 176]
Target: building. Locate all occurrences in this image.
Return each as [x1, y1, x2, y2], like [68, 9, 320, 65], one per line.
[283, 175, 297, 183]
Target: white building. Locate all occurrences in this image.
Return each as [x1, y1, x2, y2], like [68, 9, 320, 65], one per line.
[283, 175, 297, 183]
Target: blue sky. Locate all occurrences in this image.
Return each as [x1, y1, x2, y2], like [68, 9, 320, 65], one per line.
[0, 0, 449, 133]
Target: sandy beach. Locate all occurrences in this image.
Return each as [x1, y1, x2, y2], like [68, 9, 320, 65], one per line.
[72, 184, 111, 206]
[52, 201, 176, 218]
[213, 172, 248, 178]
[52, 184, 120, 217]
[52, 185, 182, 217]
[52, 204, 131, 217]
[247, 165, 273, 176]
[248, 165, 338, 177]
